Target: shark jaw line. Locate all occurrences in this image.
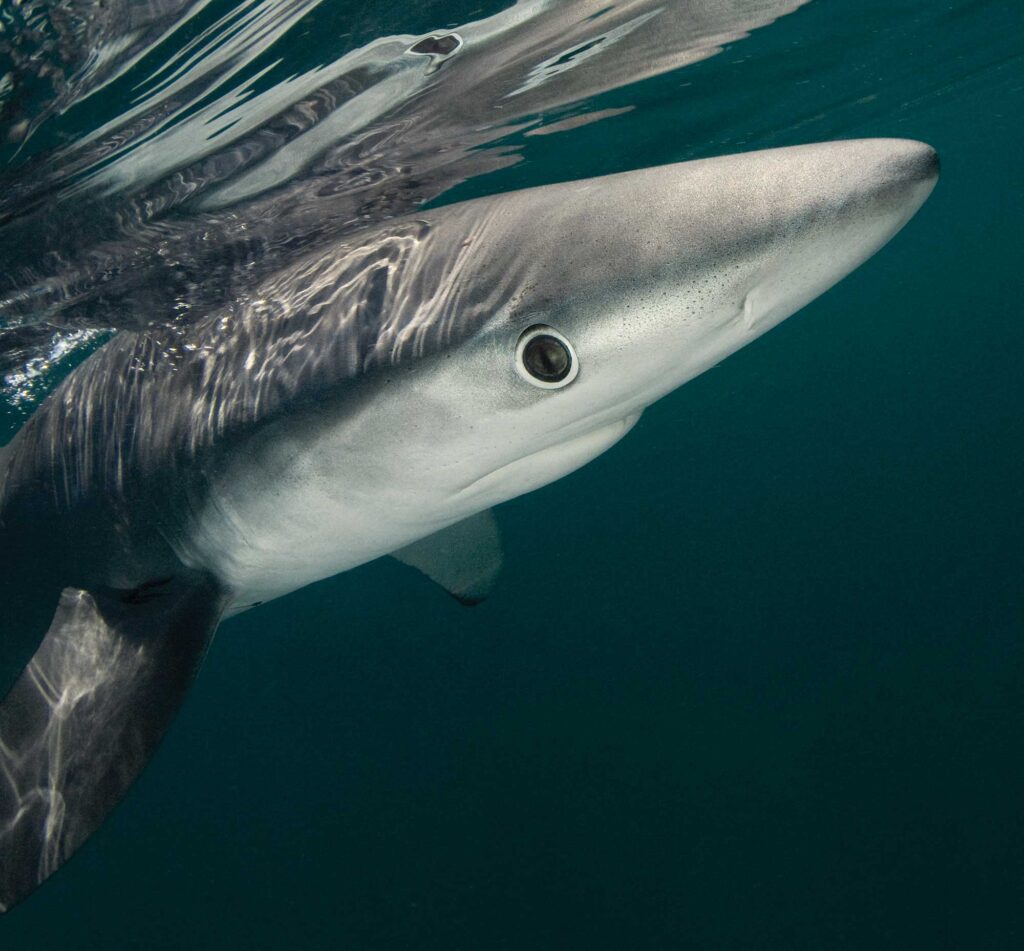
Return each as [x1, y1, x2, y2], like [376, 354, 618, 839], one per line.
[452, 413, 642, 510]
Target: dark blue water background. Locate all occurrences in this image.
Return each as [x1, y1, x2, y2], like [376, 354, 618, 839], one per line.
[1, 0, 1022, 947]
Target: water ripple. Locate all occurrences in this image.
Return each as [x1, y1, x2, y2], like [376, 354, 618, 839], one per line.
[0, 0, 820, 405]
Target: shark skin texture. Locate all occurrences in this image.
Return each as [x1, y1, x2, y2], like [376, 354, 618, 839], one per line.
[0, 139, 938, 911]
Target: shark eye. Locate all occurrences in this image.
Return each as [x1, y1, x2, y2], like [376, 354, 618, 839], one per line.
[515, 325, 579, 389]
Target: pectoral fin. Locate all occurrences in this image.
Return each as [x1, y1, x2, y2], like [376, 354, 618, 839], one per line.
[392, 509, 502, 605]
[0, 572, 225, 912]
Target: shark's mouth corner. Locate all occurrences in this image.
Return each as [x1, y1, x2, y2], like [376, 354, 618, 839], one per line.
[454, 413, 642, 508]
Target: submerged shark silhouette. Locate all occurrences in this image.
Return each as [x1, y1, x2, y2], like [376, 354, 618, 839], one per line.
[0, 139, 938, 910]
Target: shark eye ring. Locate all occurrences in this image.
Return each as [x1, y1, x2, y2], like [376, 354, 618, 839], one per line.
[515, 325, 579, 389]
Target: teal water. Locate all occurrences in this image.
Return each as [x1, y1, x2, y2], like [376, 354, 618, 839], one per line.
[1, 0, 1022, 947]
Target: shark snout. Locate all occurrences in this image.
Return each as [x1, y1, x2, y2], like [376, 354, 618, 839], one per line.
[885, 138, 940, 185]
[846, 138, 939, 215]
[730, 139, 939, 337]
[539, 139, 940, 416]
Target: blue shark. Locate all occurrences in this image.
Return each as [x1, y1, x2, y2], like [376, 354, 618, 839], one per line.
[0, 138, 937, 910]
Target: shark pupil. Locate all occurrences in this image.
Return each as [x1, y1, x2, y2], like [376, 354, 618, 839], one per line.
[523, 335, 571, 382]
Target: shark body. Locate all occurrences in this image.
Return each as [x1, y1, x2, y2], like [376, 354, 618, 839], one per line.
[0, 139, 937, 910]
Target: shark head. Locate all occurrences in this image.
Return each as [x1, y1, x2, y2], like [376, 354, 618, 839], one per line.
[173, 139, 937, 605]
[346, 139, 938, 520]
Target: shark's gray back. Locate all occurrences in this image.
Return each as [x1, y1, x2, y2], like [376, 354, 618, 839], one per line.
[0, 197, 530, 521]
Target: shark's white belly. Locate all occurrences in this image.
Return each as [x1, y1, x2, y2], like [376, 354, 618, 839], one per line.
[180, 402, 640, 614]
[204, 499, 439, 614]
[177, 416, 463, 612]
[188, 475, 456, 614]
